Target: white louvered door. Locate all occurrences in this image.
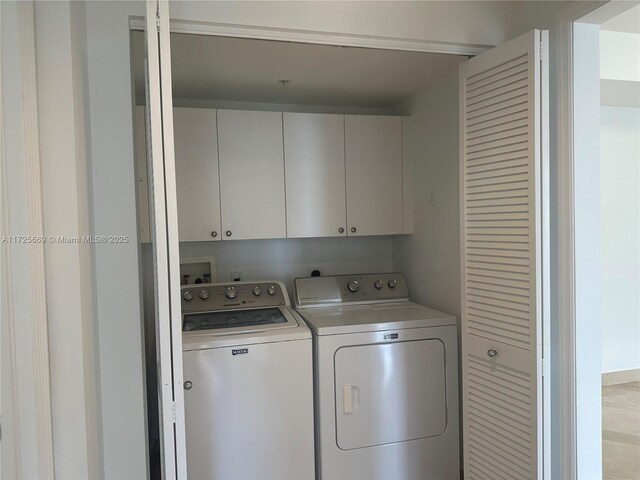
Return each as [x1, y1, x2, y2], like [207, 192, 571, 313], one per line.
[460, 30, 549, 480]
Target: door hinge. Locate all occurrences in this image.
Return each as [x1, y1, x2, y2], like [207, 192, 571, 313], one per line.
[156, 10, 160, 30]
[171, 401, 176, 423]
[539, 40, 544, 61]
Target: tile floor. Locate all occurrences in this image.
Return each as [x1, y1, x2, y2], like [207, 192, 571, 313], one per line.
[603, 382, 640, 479]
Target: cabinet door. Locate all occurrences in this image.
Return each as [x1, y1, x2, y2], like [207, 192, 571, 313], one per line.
[173, 108, 221, 242]
[284, 113, 346, 238]
[217, 110, 286, 240]
[345, 115, 403, 236]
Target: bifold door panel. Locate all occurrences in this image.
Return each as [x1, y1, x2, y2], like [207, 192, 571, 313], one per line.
[143, 0, 186, 476]
[460, 29, 549, 479]
[334, 339, 447, 450]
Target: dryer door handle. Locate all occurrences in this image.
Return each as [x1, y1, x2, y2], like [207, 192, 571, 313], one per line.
[343, 384, 353, 414]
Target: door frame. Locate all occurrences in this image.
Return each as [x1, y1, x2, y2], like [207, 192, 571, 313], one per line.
[555, 1, 638, 478]
[1, 1, 55, 477]
[131, 13, 493, 477]
[128, 17, 491, 56]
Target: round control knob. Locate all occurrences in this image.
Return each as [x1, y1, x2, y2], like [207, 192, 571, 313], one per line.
[348, 280, 360, 293]
[388, 279, 398, 289]
[374, 280, 384, 290]
[253, 286, 262, 296]
[267, 285, 277, 295]
[183, 291, 193, 301]
[199, 290, 209, 300]
[225, 286, 237, 299]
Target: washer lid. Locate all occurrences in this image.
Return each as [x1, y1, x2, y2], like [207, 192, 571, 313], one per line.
[183, 307, 290, 333]
[182, 306, 311, 351]
[296, 301, 456, 336]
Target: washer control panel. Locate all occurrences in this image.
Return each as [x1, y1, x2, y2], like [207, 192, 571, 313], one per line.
[294, 273, 409, 307]
[181, 281, 287, 313]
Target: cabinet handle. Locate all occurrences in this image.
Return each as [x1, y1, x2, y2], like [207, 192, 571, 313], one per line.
[211, 231, 218, 238]
[351, 227, 357, 233]
[225, 230, 232, 237]
[339, 227, 345, 233]
[487, 349, 498, 358]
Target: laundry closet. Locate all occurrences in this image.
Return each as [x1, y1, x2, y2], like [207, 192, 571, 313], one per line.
[131, 30, 466, 476]
[132, 25, 548, 480]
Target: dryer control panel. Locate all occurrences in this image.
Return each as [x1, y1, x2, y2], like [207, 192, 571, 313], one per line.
[294, 273, 409, 307]
[181, 281, 288, 313]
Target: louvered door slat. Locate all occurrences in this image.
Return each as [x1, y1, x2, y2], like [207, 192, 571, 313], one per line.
[466, 55, 528, 88]
[460, 30, 549, 480]
[468, 70, 529, 100]
[467, 110, 528, 134]
[468, 281, 530, 298]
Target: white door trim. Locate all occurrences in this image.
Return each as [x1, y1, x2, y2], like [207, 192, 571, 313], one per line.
[127, 17, 491, 56]
[555, 1, 637, 478]
[0, 1, 55, 477]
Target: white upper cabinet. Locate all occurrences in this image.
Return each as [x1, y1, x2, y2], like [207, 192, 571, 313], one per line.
[284, 113, 347, 238]
[217, 110, 287, 240]
[345, 115, 404, 236]
[173, 108, 221, 242]
[135, 108, 410, 242]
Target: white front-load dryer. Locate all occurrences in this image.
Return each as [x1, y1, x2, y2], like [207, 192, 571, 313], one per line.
[181, 281, 315, 479]
[294, 273, 460, 480]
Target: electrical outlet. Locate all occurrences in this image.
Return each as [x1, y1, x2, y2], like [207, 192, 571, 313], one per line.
[307, 265, 324, 277]
[231, 271, 242, 282]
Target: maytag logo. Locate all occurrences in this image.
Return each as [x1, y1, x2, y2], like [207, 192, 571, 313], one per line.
[384, 333, 399, 340]
[232, 348, 249, 356]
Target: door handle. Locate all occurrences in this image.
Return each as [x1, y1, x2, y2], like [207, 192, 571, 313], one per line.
[343, 384, 352, 414]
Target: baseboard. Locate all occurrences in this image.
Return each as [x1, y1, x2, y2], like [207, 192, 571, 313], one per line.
[602, 368, 640, 386]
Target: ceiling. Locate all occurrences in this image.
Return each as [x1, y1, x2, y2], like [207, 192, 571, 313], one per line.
[601, 4, 640, 34]
[131, 31, 466, 108]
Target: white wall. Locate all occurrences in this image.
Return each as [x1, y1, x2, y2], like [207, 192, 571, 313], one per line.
[600, 31, 640, 82]
[392, 70, 461, 320]
[181, 237, 394, 294]
[599, 31, 640, 108]
[600, 106, 640, 374]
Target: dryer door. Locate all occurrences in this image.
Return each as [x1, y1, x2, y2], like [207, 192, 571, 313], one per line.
[334, 338, 447, 450]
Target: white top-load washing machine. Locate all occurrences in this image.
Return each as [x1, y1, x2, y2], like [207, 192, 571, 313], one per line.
[181, 281, 315, 479]
[294, 273, 460, 480]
